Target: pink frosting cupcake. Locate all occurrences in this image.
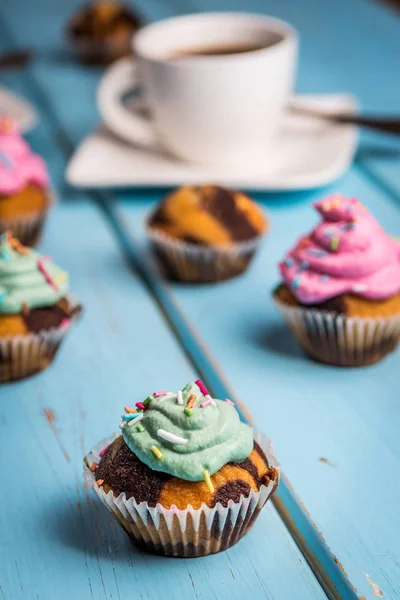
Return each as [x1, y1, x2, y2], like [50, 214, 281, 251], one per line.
[0, 117, 53, 246]
[273, 195, 400, 366]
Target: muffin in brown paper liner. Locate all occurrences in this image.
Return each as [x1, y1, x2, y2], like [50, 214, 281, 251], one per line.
[273, 292, 400, 367]
[147, 226, 263, 283]
[146, 185, 268, 283]
[66, 0, 142, 65]
[0, 207, 48, 248]
[0, 185, 55, 247]
[84, 428, 279, 558]
[0, 298, 82, 382]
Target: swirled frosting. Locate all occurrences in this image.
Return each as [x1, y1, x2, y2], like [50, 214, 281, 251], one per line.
[0, 117, 49, 195]
[279, 195, 400, 304]
[121, 381, 253, 481]
[0, 233, 69, 313]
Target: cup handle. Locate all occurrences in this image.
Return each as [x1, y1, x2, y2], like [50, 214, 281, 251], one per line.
[97, 57, 158, 147]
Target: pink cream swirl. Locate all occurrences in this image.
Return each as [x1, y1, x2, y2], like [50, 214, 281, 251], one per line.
[279, 195, 400, 304]
[0, 117, 49, 195]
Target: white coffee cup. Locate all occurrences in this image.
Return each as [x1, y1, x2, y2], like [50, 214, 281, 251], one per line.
[97, 12, 298, 168]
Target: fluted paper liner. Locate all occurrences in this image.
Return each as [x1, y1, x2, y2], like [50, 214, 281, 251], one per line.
[0, 188, 55, 247]
[274, 297, 400, 367]
[0, 297, 81, 382]
[84, 427, 279, 557]
[146, 221, 266, 283]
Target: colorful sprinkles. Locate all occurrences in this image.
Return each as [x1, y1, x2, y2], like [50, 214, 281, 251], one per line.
[0, 150, 12, 169]
[292, 276, 301, 291]
[114, 385, 243, 479]
[200, 398, 212, 408]
[54, 272, 67, 284]
[322, 201, 331, 212]
[37, 258, 58, 292]
[203, 469, 214, 494]
[99, 446, 109, 458]
[60, 318, 69, 330]
[353, 283, 368, 293]
[127, 414, 143, 427]
[186, 394, 196, 409]
[284, 257, 294, 267]
[157, 429, 188, 445]
[195, 379, 209, 396]
[151, 445, 163, 459]
[10, 237, 28, 255]
[205, 394, 216, 406]
[0, 116, 14, 132]
[330, 236, 340, 251]
[122, 413, 141, 421]
[96, 479, 104, 487]
[299, 260, 309, 271]
[307, 249, 327, 257]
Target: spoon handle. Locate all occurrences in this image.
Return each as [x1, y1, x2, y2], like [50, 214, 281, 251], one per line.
[291, 106, 400, 136]
[0, 49, 32, 69]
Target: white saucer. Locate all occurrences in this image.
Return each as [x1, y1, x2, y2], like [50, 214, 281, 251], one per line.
[0, 86, 38, 133]
[66, 94, 358, 191]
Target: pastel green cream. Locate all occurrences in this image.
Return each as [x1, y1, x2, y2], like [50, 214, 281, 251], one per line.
[122, 381, 253, 481]
[0, 234, 69, 313]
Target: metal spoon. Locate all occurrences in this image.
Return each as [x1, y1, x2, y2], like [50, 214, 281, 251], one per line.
[290, 105, 400, 137]
[0, 49, 32, 69]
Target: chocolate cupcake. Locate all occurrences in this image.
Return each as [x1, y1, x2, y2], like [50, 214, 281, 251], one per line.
[273, 195, 400, 366]
[147, 185, 268, 283]
[67, 0, 141, 65]
[0, 233, 82, 381]
[0, 117, 54, 246]
[84, 380, 279, 557]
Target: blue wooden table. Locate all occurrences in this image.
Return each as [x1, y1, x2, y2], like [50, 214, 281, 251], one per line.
[1, 0, 399, 599]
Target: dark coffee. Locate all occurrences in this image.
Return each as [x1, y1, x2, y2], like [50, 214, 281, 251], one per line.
[169, 41, 274, 59]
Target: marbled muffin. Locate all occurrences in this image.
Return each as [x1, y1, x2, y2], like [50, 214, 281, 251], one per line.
[147, 185, 268, 282]
[0, 233, 82, 381]
[67, 0, 141, 65]
[85, 380, 279, 557]
[274, 195, 400, 366]
[0, 117, 53, 246]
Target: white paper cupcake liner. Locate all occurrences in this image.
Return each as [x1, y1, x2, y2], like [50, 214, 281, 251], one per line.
[0, 297, 81, 382]
[0, 187, 56, 247]
[146, 223, 265, 283]
[274, 297, 400, 367]
[84, 427, 279, 557]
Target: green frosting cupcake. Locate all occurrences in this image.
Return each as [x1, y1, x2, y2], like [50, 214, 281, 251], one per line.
[121, 381, 253, 482]
[0, 233, 69, 313]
